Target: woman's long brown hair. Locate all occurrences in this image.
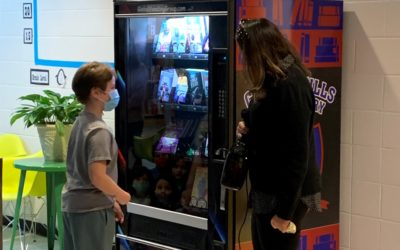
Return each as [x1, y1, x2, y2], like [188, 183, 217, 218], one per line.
[236, 18, 310, 100]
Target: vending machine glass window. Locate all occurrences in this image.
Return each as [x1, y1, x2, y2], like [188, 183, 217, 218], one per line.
[114, 2, 227, 249]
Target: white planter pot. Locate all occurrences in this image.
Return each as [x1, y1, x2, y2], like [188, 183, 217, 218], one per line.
[37, 124, 72, 162]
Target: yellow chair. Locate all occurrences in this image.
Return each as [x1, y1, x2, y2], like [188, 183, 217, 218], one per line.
[2, 146, 46, 248]
[2, 151, 45, 200]
[0, 133, 27, 240]
[0, 134, 45, 198]
[0, 134, 46, 247]
[0, 133, 27, 157]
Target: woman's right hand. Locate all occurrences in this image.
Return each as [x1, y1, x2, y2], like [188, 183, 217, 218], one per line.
[236, 121, 249, 139]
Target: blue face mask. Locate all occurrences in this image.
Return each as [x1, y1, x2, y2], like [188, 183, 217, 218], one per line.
[132, 181, 150, 196]
[104, 89, 120, 111]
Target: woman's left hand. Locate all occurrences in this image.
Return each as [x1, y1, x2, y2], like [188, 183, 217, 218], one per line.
[270, 215, 296, 234]
[236, 121, 249, 138]
[114, 202, 125, 223]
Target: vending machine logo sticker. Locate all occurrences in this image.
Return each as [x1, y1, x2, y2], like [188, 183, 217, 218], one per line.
[243, 90, 253, 108]
[308, 76, 337, 115]
[299, 224, 339, 250]
[313, 123, 324, 175]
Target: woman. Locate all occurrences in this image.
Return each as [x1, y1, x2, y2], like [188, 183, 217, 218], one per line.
[235, 18, 321, 250]
[62, 62, 131, 250]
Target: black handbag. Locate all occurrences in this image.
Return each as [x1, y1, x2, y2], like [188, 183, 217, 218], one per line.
[220, 138, 249, 191]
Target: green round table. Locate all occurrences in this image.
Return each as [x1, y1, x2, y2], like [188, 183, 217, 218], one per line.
[10, 158, 66, 250]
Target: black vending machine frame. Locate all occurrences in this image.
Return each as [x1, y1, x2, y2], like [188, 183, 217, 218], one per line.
[113, 1, 232, 249]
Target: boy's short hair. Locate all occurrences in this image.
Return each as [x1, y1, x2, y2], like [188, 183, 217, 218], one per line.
[72, 62, 115, 104]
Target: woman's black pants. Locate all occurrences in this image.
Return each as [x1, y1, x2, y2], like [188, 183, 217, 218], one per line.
[251, 201, 309, 250]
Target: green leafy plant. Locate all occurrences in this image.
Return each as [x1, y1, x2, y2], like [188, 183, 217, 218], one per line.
[10, 89, 83, 135]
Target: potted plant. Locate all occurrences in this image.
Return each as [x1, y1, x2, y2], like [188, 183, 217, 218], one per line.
[10, 89, 83, 162]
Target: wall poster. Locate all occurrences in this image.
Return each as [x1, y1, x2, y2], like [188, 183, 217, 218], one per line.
[234, 1, 342, 249]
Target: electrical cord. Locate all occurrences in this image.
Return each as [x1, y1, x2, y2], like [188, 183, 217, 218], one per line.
[237, 177, 250, 250]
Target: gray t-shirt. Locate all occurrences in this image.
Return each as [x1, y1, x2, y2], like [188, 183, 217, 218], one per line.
[62, 111, 118, 213]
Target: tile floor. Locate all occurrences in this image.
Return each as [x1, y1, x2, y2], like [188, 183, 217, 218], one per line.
[2, 226, 61, 250]
[2, 225, 151, 250]
[2, 226, 129, 250]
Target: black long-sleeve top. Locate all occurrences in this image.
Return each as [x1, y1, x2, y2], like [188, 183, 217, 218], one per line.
[244, 63, 321, 220]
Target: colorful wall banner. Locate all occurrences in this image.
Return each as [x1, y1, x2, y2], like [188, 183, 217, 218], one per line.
[235, 1, 342, 249]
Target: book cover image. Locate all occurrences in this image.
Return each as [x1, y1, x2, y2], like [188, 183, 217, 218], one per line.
[189, 167, 208, 209]
[170, 18, 187, 53]
[154, 20, 172, 53]
[157, 69, 177, 103]
[155, 136, 179, 154]
[202, 36, 209, 53]
[186, 16, 208, 54]
[201, 70, 208, 100]
[174, 70, 189, 104]
[187, 68, 206, 105]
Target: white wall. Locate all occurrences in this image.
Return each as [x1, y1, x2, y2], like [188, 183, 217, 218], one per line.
[1, 0, 400, 249]
[0, 0, 114, 224]
[341, 1, 400, 250]
[0, 0, 115, 151]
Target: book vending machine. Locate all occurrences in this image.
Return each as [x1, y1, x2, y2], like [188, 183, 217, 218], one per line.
[113, 1, 234, 249]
